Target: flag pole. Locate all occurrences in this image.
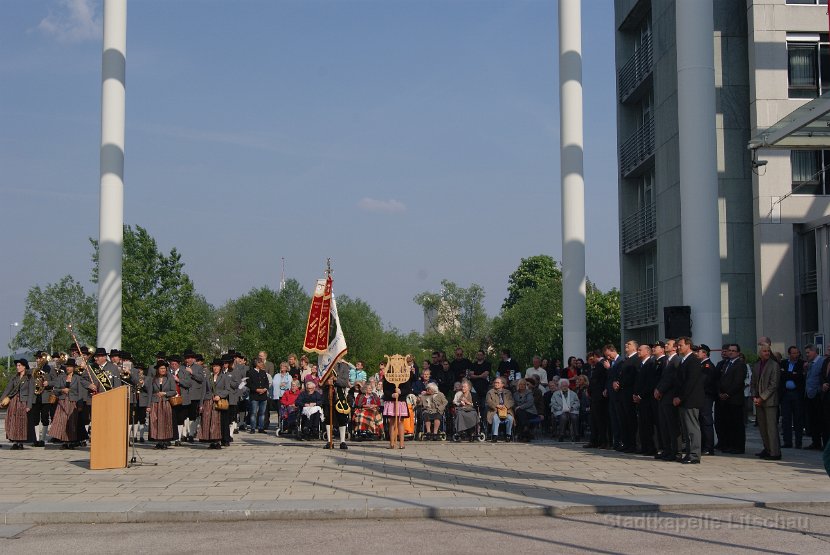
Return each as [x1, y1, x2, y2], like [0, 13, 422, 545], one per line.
[327, 258, 334, 449]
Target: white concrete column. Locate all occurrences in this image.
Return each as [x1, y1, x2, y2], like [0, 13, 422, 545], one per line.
[676, 0, 721, 345]
[97, 0, 127, 350]
[559, 0, 586, 357]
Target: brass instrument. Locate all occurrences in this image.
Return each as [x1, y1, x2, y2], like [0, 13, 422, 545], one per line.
[67, 324, 107, 393]
[120, 360, 132, 382]
[33, 353, 51, 396]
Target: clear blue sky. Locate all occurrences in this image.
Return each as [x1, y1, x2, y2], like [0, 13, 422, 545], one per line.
[1, 0, 619, 336]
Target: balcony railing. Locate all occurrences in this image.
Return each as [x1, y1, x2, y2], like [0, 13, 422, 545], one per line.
[618, 34, 653, 103]
[621, 202, 656, 253]
[799, 270, 818, 294]
[619, 115, 655, 177]
[623, 287, 657, 328]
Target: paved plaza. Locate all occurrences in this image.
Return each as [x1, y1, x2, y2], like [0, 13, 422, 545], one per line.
[0, 418, 828, 524]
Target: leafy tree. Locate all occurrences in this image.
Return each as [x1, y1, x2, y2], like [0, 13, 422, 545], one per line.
[503, 255, 562, 310]
[586, 280, 621, 351]
[90, 225, 214, 363]
[414, 279, 490, 357]
[14, 275, 96, 354]
[492, 281, 563, 366]
[214, 280, 310, 361]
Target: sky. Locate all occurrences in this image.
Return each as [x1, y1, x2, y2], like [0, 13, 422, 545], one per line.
[1, 0, 620, 338]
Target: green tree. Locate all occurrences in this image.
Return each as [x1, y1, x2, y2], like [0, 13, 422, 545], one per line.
[15, 275, 96, 353]
[214, 280, 310, 361]
[586, 280, 621, 351]
[414, 279, 490, 357]
[90, 225, 214, 363]
[503, 255, 562, 310]
[492, 281, 563, 366]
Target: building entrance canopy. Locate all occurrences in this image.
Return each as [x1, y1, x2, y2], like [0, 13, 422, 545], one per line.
[750, 93, 830, 150]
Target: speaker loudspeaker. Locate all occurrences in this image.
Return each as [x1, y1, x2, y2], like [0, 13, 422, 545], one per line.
[664, 306, 691, 338]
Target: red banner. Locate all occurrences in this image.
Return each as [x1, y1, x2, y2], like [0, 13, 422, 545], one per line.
[303, 277, 332, 353]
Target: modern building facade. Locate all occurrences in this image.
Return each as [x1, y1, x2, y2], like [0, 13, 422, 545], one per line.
[615, 0, 830, 353]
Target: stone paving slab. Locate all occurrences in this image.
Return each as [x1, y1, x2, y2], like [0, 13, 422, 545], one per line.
[1, 419, 828, 523]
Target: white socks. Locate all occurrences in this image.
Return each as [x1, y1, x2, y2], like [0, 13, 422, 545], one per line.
[339, 426, 347, 443]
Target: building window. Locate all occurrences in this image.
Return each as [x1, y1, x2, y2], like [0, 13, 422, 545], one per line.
[787, 38, 830, 98]
[791, 150, 830, 194]
[786, 0, 828, 5]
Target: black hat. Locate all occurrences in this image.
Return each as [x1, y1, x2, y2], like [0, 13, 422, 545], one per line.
[183, 349, 196, 358]
[64, 359, 77, 368]
[69, 344, 80, 353]
[211, 358, 223, 367]
[93, 347, 107, 357]
[652, 340, 666, 348]
[221, 354, 234, 363]
[154, 361, 168, 370]
[109, 349, 121, 358]
[155, 351, 167, 359]
[696, 344, 711, 354]
[168, 355, 182, 363]
[120, 351, 132, 361]
[195, 354, 204, 362]
[51, 352, 60, 358]
[14, 359, 30, 369]
[80, 346, 90, 355]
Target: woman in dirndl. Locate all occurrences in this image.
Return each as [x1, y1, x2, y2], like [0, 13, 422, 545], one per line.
[382, 372, 411, 449]
[146, 361, 176, 449]
[49, 359, 82, 449]
[2, 359, 33, 450]
[352, 380, 383, 439]
[199, 358, 229, 449]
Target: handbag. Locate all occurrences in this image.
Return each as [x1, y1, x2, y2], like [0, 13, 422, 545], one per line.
[215, 398, 229, 411]
[497, 406, 508, 419]
[169, 396, 183, 407]
[48, 393, 58, 405]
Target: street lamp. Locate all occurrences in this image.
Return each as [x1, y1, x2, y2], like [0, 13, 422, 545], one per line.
[7, 322, 18, 372]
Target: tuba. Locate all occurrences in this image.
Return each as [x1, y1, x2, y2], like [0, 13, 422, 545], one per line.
[33, 353, 50, 396]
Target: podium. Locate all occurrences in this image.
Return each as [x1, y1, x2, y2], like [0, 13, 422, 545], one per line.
[90, 385, 129, 470]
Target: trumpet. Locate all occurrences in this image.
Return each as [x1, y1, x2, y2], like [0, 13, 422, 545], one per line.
[33, 353, 49, 395]
[120, 360, 133, 381]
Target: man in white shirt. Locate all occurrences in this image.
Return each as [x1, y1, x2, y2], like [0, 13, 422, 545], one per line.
[525, 356, 548, 390]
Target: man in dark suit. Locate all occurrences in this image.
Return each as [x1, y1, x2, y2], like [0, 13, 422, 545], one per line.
[584, 350, 609, 449]
[654, 339, 680, 461]
[603, 344, 623, 450]
[675, 337, 705, 464]
[618, 340, 640, 453]
[718, 343, 745, 454]
[634, 344, 657, 455]
[696, 344, 718, 455]
[780, 345, 805, 449]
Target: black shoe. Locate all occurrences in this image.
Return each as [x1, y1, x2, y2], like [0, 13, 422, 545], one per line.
[781, 443, 793, 449]
[139, 438, 145, 443]
[583, 443, 598, 448]
[703, 450, 715, 456]
[491, 437, 498, 443]
[340, 442, 347, 450]
[186, 436, 195, 443]
[755, 450, 768, 458]
[681, 457, 700, 464]
[806, 443, 822, 450]
[761, 453, 782, 460]
[154, 443, 163, 450]
[221, 441, 230, 447]
[558, 436, 565, 442]
[258, 429, 266, 434]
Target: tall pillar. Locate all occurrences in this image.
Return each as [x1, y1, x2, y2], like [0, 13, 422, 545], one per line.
[559, 0, 586, 357]
[676, 0, 721, 345]
[97, 0, 127, 350]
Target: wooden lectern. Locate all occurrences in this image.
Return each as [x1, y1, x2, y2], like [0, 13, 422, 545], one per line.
[90, 385, 129, 470]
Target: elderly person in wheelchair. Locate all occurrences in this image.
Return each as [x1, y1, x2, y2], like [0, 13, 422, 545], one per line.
[352, 379, 384, 440]
[294, 380, 324, 440]
[550, 378, 581, 442]
[417, 382, 448, 440]
[486, 376, 515, 442]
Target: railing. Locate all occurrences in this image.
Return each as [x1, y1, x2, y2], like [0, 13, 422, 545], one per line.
[621, 202, 656, 253]
[623, 287, 657, 328]
[799, 270, 818, 294]
[619, 115, 655, 177]
[618, 34, 653, 103]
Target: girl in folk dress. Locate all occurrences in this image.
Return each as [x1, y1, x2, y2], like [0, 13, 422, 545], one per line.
[2, 359, 33, 450]
[382, 372, 411, 449]
[48, 359, 83, 449]
[199, 359, 230, 449]
[146, 362, 176, 449]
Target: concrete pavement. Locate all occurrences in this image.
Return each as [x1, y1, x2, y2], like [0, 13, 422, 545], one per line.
[0, 418, 828, 524]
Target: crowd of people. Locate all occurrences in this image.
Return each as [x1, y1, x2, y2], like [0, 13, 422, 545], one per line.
[3, 339, 830, 466]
